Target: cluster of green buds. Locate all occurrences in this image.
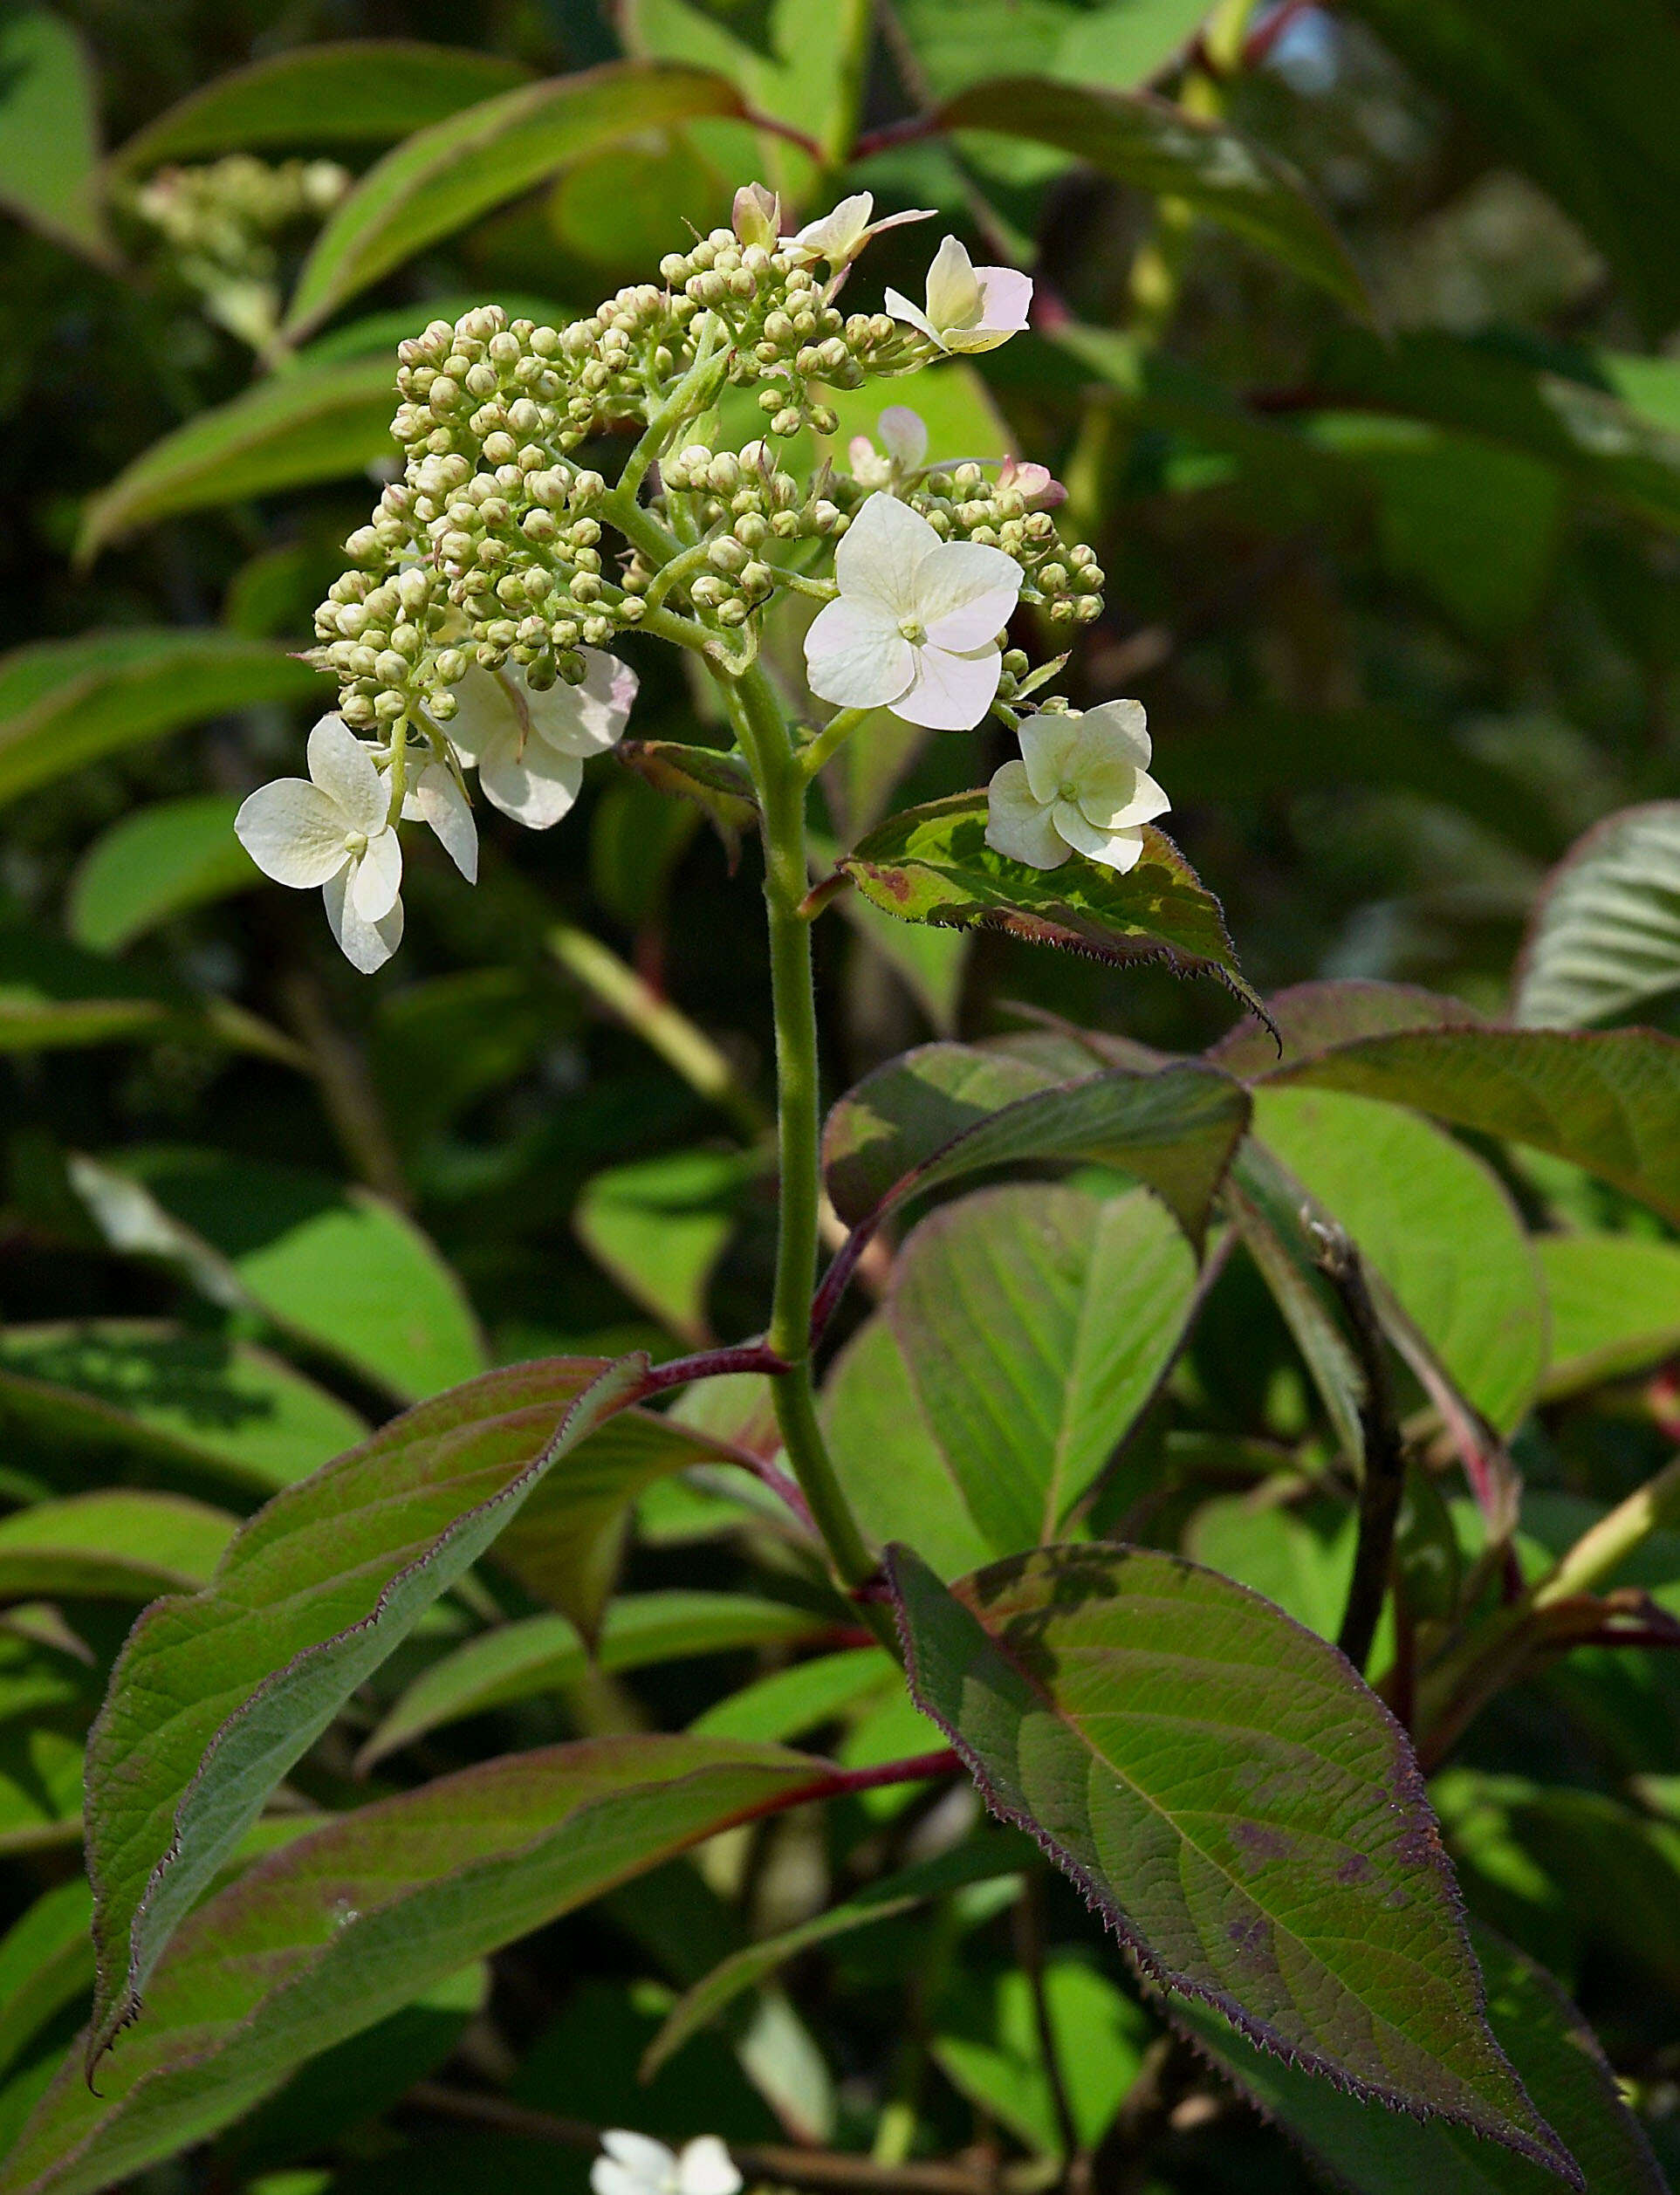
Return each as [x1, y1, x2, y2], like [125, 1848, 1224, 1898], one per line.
[237, 185, 1142, 975]
[129, 155, 350, 350]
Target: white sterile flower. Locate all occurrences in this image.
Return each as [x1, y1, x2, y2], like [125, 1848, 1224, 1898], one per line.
[446, 650, 638, 829]
[401, 758, 477, 882]
[235, 713, 404, 974]
[885, 236, 1033, 355]
[848, 405, 929, 488]
[785, 191, 935, 267]
[985, 700, 1169, 873]
[804, 490, 1021, 731]
[591, 2131, 742, 2195]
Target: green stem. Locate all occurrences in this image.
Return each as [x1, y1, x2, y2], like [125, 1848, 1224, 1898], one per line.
[798, 705, 873, 779]
[717, 660, 885, 1608]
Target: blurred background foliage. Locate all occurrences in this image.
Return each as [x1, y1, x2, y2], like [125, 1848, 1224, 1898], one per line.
[3, 0, 1680, 2188]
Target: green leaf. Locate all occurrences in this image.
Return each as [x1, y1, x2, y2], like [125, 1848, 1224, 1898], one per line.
[82, 1353, 655, 2058]
[895, 0, 1211, 99]
[111, 41, 531, 170]
[1185, 1496, 1356, 1643]
[1514, 803, 1680, 1030]
[5, 1733, 836, 2195]
[1254, 1024, 1680, 1231]
[0, 1884, 93, 2088]
[888, 1541, 1574, 2176]
[1342, 0, 1680, 340]
[1210, 977, 1480, 1080]
[74, 1150, 487, 1404]
[1252, 1087, 1547, 1436]
[689, 1646, 895, 1743]
[77, 360, 398, 559]
[359, 1590, 835, 1769]
[0, 10, 111, 263]
[282, 61, 748, 340]
[574, 1147, 759, 1348]
[0, 631, 322, 809]
[488, 1403, 770, 1637]
[1538, 1232, 1680, 1399]
[645, 1834, 1030, 2079]
[0, 1321, 369, 1497]
[0, 1730, 84, 1858]
[821, 1038, 1249, 1251]
[886, 1183, 1205, 1554]
[66, 797, 257, 953]
[1177, 1921, 1665, 2194]
[0, 1492, 235, 1602]
[933, 78, 1367, 315]
[840, 800, 1265, 1022]
[0, 923, 168, 1051]
[616, 741, 760, 863]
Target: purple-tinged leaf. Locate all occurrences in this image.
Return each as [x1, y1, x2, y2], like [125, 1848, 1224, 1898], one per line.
[1210, 979, 1483, 1079]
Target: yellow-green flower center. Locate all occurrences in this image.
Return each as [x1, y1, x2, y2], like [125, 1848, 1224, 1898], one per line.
[897, 616, 927, 645]
[344, 830, 368, 855]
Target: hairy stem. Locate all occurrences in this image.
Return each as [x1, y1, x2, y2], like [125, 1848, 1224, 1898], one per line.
[1311, 1220, 1406, 1676]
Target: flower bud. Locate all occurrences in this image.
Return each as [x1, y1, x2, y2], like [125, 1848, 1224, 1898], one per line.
[732, 182, 781, 250]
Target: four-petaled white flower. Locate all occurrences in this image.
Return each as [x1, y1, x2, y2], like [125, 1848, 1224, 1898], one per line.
[447, 651, 638, 829]
[804, 491, 1021, 731]
[985, 701, 1169, 873]
[848, 405, 929, 490]
[785, 191, 935, 268]
[591, 2131, 743, 2195]
[236, 714, 405, 973]
[886, 236, 1032, 355]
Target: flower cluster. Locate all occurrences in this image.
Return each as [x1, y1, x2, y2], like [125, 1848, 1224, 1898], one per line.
[237, 182, 1148, 969]
[130, 155, 349, 351]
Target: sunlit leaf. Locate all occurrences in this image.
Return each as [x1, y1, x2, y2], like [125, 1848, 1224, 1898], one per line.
[933, 1954, 1153, 2155]
[1514, 803, 1680, 1029]
[689, 1645, 895, 1744]
[574, 1147, 759, 1348]
[283, 62, 749, 340]
[889, 1542, 1574, 2174]
[67, 797, 257, 952]
[0, 9, 111, 263]
[0, 1492, 235, 1602]
[83, 1354, 654, 2057]
[0, 1730, 84, 1859]
[1538, 1232, 1680, 1398]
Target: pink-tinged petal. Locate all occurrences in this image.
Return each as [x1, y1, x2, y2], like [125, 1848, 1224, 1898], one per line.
[985, 759, 1070, 868]
[868, 205, 937, 239]
[877, 406, 929, 469]
[235, 779, 348, 888]
[322, 867, 402, 973]
[1018, 714, 1081, 806]
[305, 713, 385, 835]
[441, 668, 519, 766]
[527, 649, 638, 758]
[676, 2139, 742, 2195]
[477, 736, 584, 828]
[410, 761, 477, 880]
[804, 596, 915, 709]
[601, 2132, 677, 2180]
[974, 265, 1033, 334]
[917, 539, 1022, 647]
[833, 490, 940, 617]
[895, 641, 1001, 731]
[883, 286, 944, 349]
[1078, 765, 1169, 832]
[789, 192, 873, 262]
[923, 235, 983, 333]
[1076, 696, 1151, 767]
[349, 827, 402, 922]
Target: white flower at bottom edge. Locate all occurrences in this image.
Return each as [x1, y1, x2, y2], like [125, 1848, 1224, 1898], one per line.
[591, 2131, 743, 2195]
[446, 650, 638, 828]
[985, 700, 1169, 874]
[884, 235, 1033, 355]
[235, 713, 403, 974]
[804, 490, 1021, 731]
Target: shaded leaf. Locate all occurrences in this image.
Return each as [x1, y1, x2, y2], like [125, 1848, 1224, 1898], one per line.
[73, 1150, 487, 1404]
[111, 41, 531, 170]
[283, 61, 748, 340]
[0, 1884, 93, 2088]
[574, 1147, 759, 1348]
[0, 1730, 84, 1858]
[0, 632, 321, 809]
[935, 77, 1366, 314]
[840, 799, 1265, 1021]
[888, 1541, 1573, 2176]
[0, 1322, 369, 1497]
[83, 1353, 654, 2057]
[886, 1183, 1205, 1554]
[0, 923, 169, 1052]
[0, 1492, 236, 1602]
[1179, 1921, 1665, 2193]
[359, 1590, 834, 1768]
[617, 740, 759, 863]
[7, 1734, 838, 2195]
[1209, 978, 1480, 1080]
[1514, 803, 1680, 1030]
[1538, 1232, 1680, 1399]
[824, 1039, 1062, 1224]
[67, 797, 257, 953]
[78, 360, 398, 559]
[0, 10, 111, 263]
[1252, 1087, 1547, 1435]
[646, 1834, 1030, 2078]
